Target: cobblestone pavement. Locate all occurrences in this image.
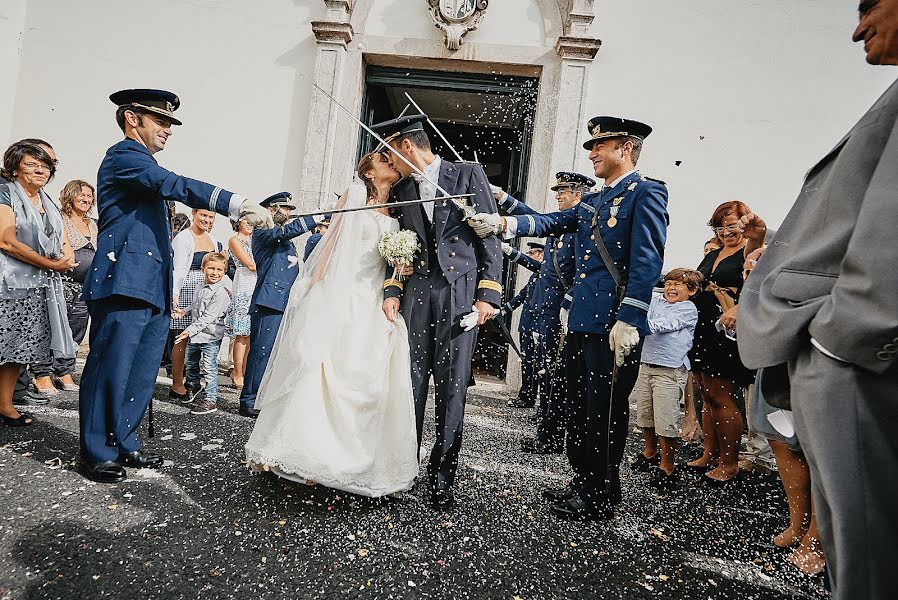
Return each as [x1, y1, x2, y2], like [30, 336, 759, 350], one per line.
[0, 375, 827, 599]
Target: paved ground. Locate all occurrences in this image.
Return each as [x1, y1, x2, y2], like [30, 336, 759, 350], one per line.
[1, 376, 827, 600]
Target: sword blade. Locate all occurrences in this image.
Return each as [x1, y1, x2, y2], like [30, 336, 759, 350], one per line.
[312, 83, 459, 202]
[404, 92, 466, 163]
[290, 193, 475, 219]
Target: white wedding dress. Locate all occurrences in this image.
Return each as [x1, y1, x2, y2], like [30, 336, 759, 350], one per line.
[245, 185, 418, 497]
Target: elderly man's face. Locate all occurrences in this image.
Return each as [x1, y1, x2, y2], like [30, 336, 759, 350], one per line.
[854, 0, 898, 64]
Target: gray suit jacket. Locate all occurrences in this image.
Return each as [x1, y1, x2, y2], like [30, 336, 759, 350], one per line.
[738, 77, 898, 376]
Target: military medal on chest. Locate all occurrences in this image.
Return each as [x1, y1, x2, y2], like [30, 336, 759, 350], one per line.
[607, 197, 623, 228]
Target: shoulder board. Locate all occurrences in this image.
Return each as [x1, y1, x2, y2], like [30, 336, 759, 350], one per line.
[643, 176, 667, 186]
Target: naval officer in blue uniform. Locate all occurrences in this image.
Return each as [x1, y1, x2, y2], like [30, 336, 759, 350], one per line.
[499, 242, 544, 409]
[493, 172, 595, 454]
[79, 89, 269, 483]
[468, 117, 668, 520]
[238, 192, 319, 417]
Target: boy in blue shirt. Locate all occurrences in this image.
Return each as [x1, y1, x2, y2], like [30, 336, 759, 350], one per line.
[629, 268, 703, 489]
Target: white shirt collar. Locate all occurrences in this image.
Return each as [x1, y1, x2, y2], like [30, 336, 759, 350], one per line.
[603, 169, 637, 191]
[423, 155, 441, 181]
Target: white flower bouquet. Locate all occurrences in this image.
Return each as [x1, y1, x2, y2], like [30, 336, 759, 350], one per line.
[378, 229, 421, 281]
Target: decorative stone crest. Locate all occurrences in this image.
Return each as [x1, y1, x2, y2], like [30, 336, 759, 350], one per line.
[427, 0, 489, 51]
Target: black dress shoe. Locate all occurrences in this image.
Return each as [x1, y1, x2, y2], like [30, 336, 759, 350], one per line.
[542, 484, 575, 502]
[80, 460, 127, 484]
[507, 397, 535, 408]
[239, 407, 260, 418]
[431, 488, 455, 510]
[648, 468, 678, 492]
[550, 496, 613, 521]
[521, 437, 563, 454]
[628, 452, 660, 473]
[119, 450, 164, 468]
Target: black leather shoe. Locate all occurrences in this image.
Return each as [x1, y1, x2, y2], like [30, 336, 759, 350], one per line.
[118, 450, 164, 468]
[542, 484, 575, 502]
[629, 452, 660, 473]
[507, 397, 535, 408]
[80, 460, 127, 484]
[239, 407, 260, 418]
[550, 496, 613, 521]
[521, 437, 563, 454]
[648, 468, 678, 492]
[431, 488, 455, 510]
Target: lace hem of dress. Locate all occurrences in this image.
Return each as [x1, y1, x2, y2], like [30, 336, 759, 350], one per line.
[244, 447, 417, 498]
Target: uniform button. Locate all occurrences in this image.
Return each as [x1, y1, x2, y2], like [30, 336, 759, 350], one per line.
[557, 241, 563, 248]
[876, 350, 891, 361]
[883, 343, 897, 353]
[449, 266, 455, 272]
[579, 273, 586, 279]
[451, 236, 459, 242]
[449, 252, 456, 257]
[584, 254, 589, 260]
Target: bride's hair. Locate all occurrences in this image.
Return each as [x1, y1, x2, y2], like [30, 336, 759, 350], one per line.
[356, 151, 380, 200]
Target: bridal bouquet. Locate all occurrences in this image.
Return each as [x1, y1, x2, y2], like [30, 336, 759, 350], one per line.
[378, 230, 420, 281]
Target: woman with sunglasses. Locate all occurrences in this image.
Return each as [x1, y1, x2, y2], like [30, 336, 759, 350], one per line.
[685, 200, 758, 484]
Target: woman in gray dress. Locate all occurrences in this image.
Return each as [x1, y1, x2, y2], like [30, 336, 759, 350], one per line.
[0, 142, 77, 426]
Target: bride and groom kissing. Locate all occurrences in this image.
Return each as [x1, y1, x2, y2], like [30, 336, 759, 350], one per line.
[244, 114, 503, 509]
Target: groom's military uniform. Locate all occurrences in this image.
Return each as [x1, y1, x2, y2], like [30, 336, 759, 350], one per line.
[375, 116, 503, 493]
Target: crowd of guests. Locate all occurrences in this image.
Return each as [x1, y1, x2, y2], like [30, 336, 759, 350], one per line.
[0, 137, 280, 421]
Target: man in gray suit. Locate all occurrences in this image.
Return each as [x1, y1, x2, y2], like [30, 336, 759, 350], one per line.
[738, 3, 898, 598]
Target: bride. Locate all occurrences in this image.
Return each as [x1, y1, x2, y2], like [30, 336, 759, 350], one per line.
[244, 152, 418, 497]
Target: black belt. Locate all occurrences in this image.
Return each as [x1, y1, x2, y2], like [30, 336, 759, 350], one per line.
[641, 362, 668, 369]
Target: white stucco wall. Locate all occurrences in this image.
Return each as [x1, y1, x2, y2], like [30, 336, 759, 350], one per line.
[0, 0, 27, 145]
[585, 0, 895, 269]
[6, 0, 318, 242]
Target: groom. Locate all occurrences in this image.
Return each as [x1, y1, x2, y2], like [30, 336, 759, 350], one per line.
[376, 114, 502, 510]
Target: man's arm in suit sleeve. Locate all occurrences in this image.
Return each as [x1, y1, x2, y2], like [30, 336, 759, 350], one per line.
[808, 120, 898, 373]
[616, 181, 669, 331]
[111, 149, 245, 219]
[469, 165, 503, 307]
[252, 216, 318, 248]
[506, 246, 541, 273]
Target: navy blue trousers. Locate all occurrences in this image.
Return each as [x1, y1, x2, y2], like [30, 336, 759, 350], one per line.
[79, 296, 169, 462]
[535, 330, 565, 448]
[239, 306, 283, 411]
[517, 328, 539, 403]
[565, 332, 642, 510]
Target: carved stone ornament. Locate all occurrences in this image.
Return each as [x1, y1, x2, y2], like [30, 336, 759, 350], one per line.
[427, 0, 489, 51]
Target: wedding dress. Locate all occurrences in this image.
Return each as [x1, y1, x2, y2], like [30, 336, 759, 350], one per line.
[245, 184, 418, 497]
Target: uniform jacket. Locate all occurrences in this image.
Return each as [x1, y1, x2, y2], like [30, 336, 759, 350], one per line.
[739, 77, 898, 375]
[510, 172, 668, 336]
[250, 216, 317, 313]
[503, 273, 540, 332]
[500, 194, 577, 335]
[83, 138, 240, 310]
[303, 233, 322, 262]
[383, 159, 503, 306]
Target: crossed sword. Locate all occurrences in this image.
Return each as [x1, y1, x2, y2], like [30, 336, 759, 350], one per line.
[289, 84, 478, 220]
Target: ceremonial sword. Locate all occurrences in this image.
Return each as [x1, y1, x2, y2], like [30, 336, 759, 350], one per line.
[312, 83, 477, 218]
[289, 193, 475, 220]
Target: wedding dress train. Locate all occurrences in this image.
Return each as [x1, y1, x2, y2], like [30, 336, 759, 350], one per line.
[245, 185, 418, 497]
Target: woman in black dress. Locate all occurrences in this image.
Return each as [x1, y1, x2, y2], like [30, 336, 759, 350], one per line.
[687, 201, 756, 484]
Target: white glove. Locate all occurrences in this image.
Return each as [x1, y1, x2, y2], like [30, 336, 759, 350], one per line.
[501, 242, 513, 256]
[460, 305, 480, 331]
[559, 308, 569, 334]
[240, 200, 274, 229]
[466, 212, 502, 238]
[609, 320, 640, 367]
[489, 184, 506, 202]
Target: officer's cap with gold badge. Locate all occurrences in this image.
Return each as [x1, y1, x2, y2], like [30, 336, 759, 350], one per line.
[582, 116, 652, 149]
[260, 192, 296, 210]
[370, 114, 428, 146]
[110, 89, 183, 126]
[550, 171, 596, 192]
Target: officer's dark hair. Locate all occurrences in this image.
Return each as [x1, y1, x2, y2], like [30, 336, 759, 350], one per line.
[1, 142, 57, 182]
[115, 104, 150, 133]
[615, 136, 643, 164]
[394, 130, 431, 152]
